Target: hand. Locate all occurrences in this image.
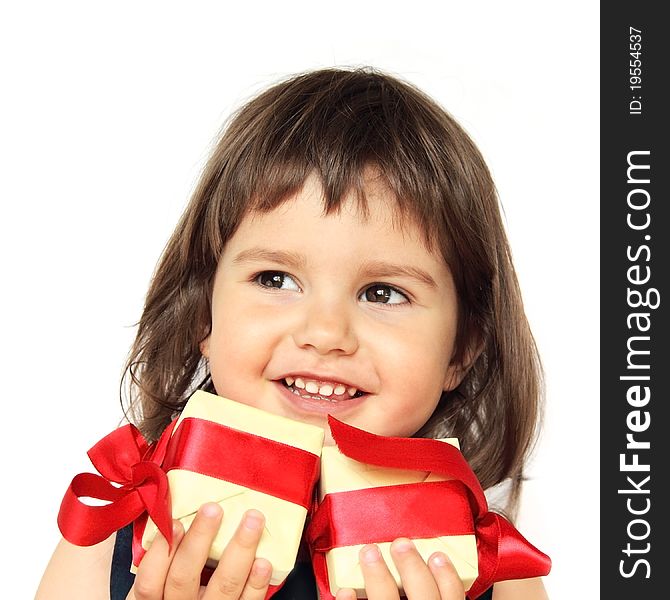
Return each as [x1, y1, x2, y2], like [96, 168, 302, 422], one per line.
[335, 538, 465, 600]
[127, 503, 272, 600]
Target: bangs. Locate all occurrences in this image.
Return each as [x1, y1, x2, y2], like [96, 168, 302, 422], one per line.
[211, 68, 475, 256]
[247, 161, 440, 254]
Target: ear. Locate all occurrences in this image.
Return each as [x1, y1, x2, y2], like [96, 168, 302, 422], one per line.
[199, 336, 210, 359]
[443, 362, 466, 392]
[442, 342, 483, 392]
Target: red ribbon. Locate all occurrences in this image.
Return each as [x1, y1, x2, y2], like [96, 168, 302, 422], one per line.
[162, 418, 319, 509]
[59, 411, 549, 600]
[58, 420, 176, 548]
[306, 416, 551, 600]
[58, 414, 320, 600]
[309, 481, 474, 550]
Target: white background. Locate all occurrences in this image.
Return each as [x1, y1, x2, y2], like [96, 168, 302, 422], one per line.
[0, 2, 598, 598]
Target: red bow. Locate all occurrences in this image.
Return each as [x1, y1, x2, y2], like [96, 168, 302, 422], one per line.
[58, 421, 176, 548]
[58, 416, 320, 600]
[306, 417, 551, 600]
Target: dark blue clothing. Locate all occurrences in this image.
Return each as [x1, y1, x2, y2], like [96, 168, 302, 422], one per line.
[110, 524, 493, 599]
[110, 525, 136, 600]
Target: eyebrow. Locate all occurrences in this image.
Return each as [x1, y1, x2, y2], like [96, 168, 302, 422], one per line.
[359, 260, 438, 288]
[232, 247, 437, 288]
[232, 248, 307, 270]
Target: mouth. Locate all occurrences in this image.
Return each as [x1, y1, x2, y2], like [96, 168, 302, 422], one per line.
[273, 375, 370, 415]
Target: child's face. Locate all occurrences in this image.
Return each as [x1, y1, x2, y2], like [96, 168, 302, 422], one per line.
[201, 173, 461, 445]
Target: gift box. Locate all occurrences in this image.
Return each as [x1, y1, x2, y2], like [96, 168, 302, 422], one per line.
[58, 397, 549, 600]
[138, 390, 324, 585]
[307, 417, 551, 600]
[316, 441, 478, 598]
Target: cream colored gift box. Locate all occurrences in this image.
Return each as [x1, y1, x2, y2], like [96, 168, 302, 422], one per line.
[139, 390, 324, 585]
[319, 442, 478, 598]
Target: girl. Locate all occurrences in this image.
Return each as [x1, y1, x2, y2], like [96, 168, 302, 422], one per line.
[37, 67, 548, 600]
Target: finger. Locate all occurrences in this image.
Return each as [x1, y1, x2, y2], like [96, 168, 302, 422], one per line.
[427, 552, 465, 599]
[204, 509, 265, 599]
[128, 520, 184, 600]
[165, 503, 223, 599]
[390, 538, 439, 600]
[358, 544, 399, 600]
[238, 558, 273, 600]
[335, 588, 358, 600]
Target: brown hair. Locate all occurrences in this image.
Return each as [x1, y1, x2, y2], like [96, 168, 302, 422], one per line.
[122, 66, 543, 517]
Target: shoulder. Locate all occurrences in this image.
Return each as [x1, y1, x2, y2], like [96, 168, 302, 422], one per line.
[492, 577, 549, 600]
[36, 534, 116, 600]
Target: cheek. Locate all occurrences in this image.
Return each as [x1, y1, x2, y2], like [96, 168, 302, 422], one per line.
[364, 387, 440, 438]
[377, 321, 452, 384]
[367, 333, 446, 436]
[393, 377, 443, 428]
[208, 311, 272, 384]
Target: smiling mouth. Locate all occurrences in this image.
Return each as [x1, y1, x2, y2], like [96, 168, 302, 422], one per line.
[280, 377, 367, 402]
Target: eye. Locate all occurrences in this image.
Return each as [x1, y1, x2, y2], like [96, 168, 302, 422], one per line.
[359, 284, 409, 305]
[255, 271, 300, 291]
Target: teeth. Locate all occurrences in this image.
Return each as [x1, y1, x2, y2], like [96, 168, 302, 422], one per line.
[283, 376, 361, 398]
[319, 384, 334, 396]
[289, 387, 337, 402]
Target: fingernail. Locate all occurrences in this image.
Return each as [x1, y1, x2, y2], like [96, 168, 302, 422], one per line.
[201, 502, 222, 518]
[393, 538, 414, 553]
[252, 559, 272, 578]
[431, 552, 449, 567]
[244, 509, 264, 530]
[361, 545, 381, 563]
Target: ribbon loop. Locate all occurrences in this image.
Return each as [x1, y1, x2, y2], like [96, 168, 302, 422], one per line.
[58, 423, 174, 548]
[87, 423, 149, 484]
[467, 512, 551, 599]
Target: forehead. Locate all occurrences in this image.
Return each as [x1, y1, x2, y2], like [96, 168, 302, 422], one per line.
[245, 171, 434, 251]
[220, 173, 451, 289]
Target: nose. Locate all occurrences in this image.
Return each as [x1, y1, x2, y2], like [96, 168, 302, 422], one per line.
[292, 295, 359, 356]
